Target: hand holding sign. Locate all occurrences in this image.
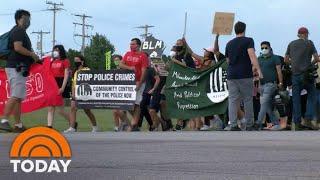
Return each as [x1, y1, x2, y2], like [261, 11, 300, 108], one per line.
[212, 12, 235, 35]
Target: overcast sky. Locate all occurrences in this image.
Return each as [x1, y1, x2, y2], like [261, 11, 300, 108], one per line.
[1, 0, 320, 57]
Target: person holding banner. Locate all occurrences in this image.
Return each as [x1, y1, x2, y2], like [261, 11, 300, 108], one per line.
[184, 34, 225, 70]
[0, 10, 40, 133]
[64, 55, 98, 133]
[119, 38, 148, 131]
[170, 39, 196, 69]
[43, 45, 71, 129]
[109, 54, 130, 132]
[224, 21, 263, 131]
[183, 35, 226, 130]
[138, 53, 156, 131]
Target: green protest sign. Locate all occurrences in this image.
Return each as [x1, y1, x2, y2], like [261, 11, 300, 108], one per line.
[165, 60, 228, 119]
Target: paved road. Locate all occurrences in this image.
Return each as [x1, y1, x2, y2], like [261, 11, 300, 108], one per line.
[1, 132, 320, 180]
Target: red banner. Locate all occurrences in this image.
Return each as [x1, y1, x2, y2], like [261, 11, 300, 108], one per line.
[0, 64, 62, 115]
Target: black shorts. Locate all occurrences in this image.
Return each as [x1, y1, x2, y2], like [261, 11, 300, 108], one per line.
[55, 77, 71, 98]
[274, 103, 287, 118]
[149, 94, 161, 112]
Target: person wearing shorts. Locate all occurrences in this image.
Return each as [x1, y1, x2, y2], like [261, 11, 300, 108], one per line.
[119, 38, 148, 131]
[63, 55, 98, 133]
[1, 10, 40, 133]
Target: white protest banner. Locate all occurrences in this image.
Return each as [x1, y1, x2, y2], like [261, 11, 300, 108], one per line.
[75, 69, 136, 110]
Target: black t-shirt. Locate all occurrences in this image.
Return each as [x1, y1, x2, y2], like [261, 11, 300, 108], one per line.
[144, 67, 158, 93]
[225, 36, 254, 79]
[6, 26, 33, 68]
[176, 52, 196, 69]
[217, 53, 226, 62]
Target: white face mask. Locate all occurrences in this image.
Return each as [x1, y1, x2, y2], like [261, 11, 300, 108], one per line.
[261, 49, 270, 55]
[52, 51, 60, 58]
[169, 51, 176, 57]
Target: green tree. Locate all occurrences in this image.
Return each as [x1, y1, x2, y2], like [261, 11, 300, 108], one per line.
[84, 33, 115, 70]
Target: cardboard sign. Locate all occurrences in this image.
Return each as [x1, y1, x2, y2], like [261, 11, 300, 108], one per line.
[151, 58, 169, 77]
[212, 12, 235, 35]
[142, 35, 165, 58]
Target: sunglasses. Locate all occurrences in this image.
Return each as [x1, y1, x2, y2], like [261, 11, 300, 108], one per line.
[261, 47, 269, 50]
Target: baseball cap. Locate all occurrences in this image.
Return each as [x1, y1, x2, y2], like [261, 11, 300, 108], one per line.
[203, 47, 214, 53]
[298, 27, 309, 34]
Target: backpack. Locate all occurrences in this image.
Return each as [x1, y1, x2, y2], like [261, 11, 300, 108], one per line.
[0, 31, 11, 60]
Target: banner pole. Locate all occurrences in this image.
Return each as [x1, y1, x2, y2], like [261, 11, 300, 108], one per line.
[183, 12, 187, 38]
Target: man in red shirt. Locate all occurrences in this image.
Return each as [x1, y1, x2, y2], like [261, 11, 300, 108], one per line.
[120, 38, 148, 131]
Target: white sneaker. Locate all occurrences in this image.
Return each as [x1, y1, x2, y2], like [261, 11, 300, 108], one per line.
[92, 126, 99, 133]
[114, 126, 119, 132]
[200, 125, 210, 131]
[64, 127, 76, 133]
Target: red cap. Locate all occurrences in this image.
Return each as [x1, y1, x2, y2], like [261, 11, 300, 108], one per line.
[298, 27, 309, 34]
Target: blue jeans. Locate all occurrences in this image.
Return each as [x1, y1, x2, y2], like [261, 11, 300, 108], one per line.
[292, 74, 316, 123]
[316, 89, 320, 120]
[256, 83, 278, 125]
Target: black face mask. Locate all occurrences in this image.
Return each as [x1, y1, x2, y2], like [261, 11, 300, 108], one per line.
[175, 46, 184, 52]
[74, 62, 82, 68]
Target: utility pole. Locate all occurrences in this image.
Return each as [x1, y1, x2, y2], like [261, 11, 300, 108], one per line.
[45, 1, 64, 47]
[73, 14, 93, 55]
[135, 25, 154, 40]
[32, 31, 50, 57]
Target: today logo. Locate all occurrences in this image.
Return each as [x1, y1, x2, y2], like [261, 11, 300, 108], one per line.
[9, 127, 72, 173]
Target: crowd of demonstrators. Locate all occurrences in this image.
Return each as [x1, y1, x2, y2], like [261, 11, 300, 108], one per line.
[43, 45, 71, 129]
[117, 40, 173, 132]
[2, 10, 320, 133]
[64, 55, 98, 133]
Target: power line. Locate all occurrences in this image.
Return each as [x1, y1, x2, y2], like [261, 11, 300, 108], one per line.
[45, 1, 64, 47]
[135, 25, 155, 40]
[73, 13, 93, 55]
[32, 30, 50, 57]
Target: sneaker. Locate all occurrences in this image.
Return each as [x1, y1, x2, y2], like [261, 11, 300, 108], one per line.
[251, 124, 262, 131]
[0, 120, 12, 132]
[131, 126, 140, 132]
[292, 123, 313, 131]
[239, 118, 247, 131]
[311, 121, 319, 130]
[149, 126, 155, 131]
[119, 123, 129, 131]
[175, 124, 183, 131]
[92, 126, 99, 133]
[212, 118, 224, 130]
[269, 124, 282, 131]
[64, 127, 76, 133]
[74, 122, 78, 132]
[12, 126, 26, 133]
[224, 125, 241, 131]
[200, 125, 210, 131]
[114, 126, 119, 132]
